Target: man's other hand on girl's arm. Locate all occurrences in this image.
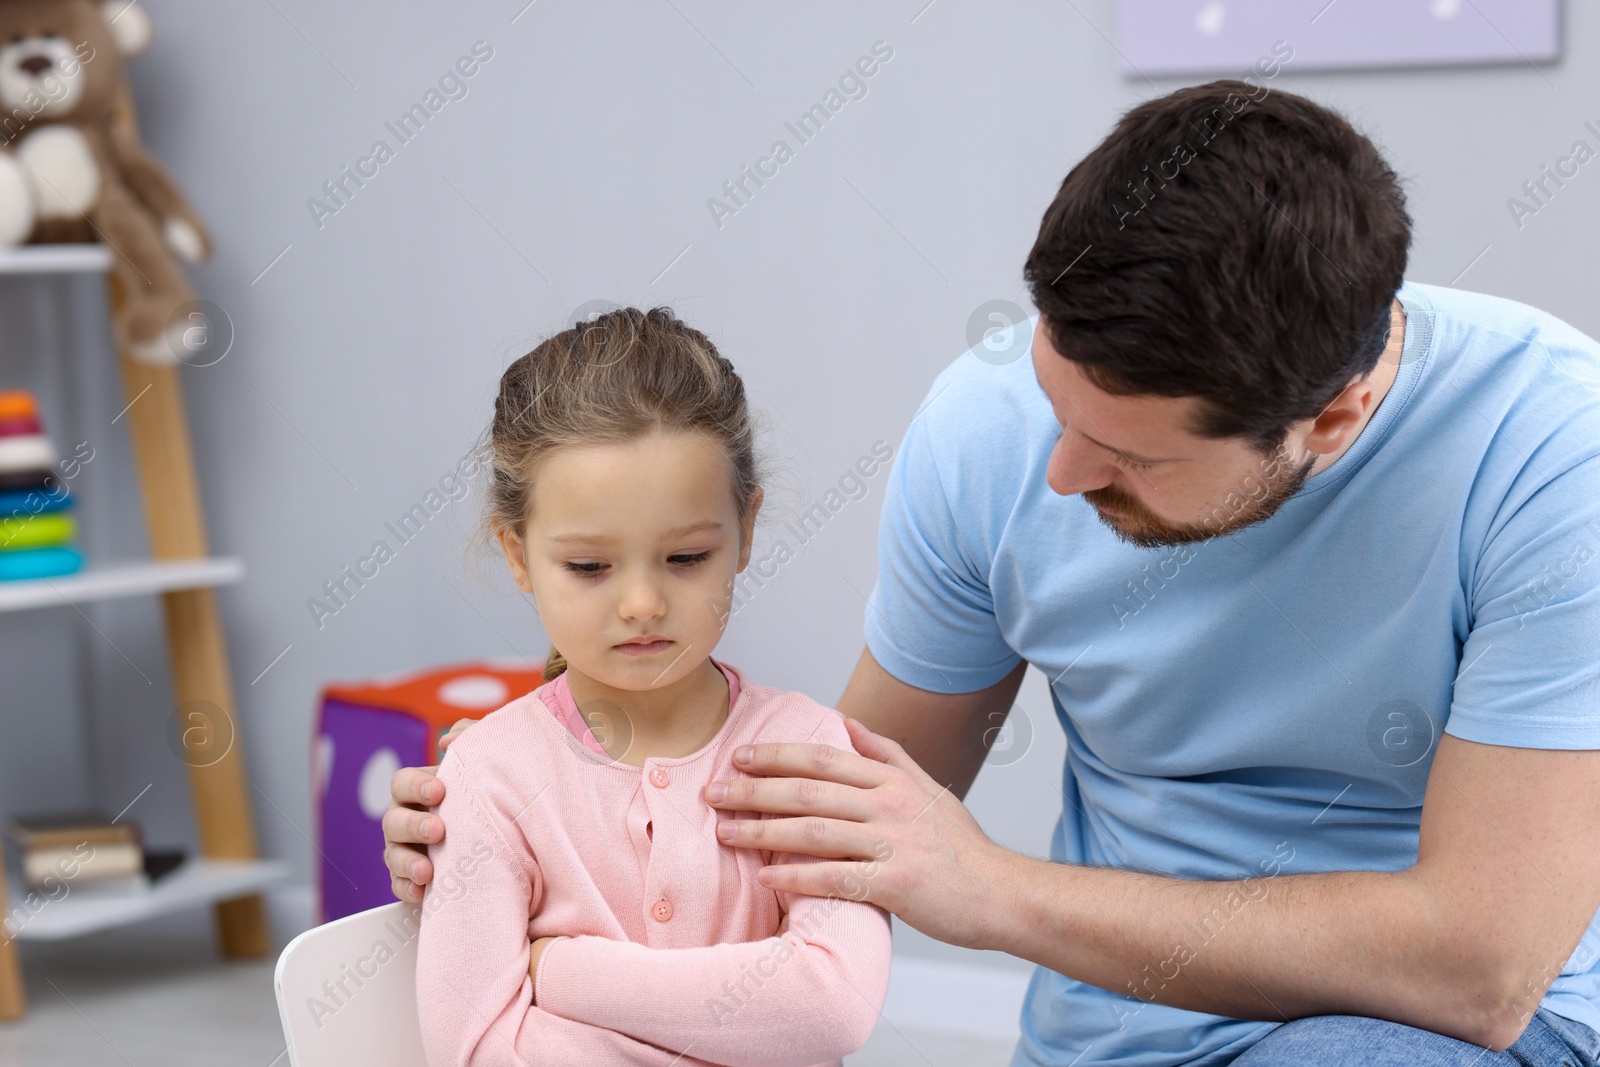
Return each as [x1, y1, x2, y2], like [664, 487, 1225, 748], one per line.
[383, 716, 478, 903]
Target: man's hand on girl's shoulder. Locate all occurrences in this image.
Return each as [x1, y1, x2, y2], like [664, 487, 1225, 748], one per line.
[382, 716, 480, 902]
[439, 716, 478, 755]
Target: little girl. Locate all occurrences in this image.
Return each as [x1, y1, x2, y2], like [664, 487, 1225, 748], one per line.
[413, 307, 893, 1066]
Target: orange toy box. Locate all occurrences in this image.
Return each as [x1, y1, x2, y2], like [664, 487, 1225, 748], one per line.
[313, 660, 546, 921]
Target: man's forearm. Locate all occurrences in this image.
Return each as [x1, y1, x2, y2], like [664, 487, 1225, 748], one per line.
[978, 847, 1511, 1049]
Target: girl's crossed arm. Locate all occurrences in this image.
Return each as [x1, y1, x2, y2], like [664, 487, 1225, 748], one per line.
[530, 715, 894, 1067]
[532, 882, 892, 1066]
[414, 750, 724, 1067]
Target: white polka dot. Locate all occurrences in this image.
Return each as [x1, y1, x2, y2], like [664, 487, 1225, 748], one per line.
[437, 674, 509, 709]
[314, 734, 334, 799]
[359, 747, 401, 820]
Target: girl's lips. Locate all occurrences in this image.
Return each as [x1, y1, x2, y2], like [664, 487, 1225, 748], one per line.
[616, 639, 673, 656]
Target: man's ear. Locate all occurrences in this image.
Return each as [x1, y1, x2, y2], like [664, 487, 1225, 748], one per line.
[100, 1, 153, 57]
[1301, 379, 1377, 458]
[495, 526, 535, 594]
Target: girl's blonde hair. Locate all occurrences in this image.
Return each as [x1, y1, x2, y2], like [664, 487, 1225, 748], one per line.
[472, 306, 765, 681]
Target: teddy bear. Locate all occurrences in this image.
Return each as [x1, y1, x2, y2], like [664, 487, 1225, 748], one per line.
[0, 0, 212, 365]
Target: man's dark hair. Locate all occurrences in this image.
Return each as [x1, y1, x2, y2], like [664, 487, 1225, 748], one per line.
[1023, 79, 1411, 451]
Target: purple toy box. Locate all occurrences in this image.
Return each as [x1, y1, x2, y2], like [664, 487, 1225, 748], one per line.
[313, 660, 547, 922]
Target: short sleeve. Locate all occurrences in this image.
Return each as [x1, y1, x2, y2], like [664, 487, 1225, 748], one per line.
[1447, 452, 1600, 749]
[864, 398, 1022, 693]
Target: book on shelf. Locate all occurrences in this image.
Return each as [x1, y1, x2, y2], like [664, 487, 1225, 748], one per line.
[46, 870, 153, 897]
[6, 809, 139, 851]
[22, 840, 143, 888]
[5, 809, 186, 895]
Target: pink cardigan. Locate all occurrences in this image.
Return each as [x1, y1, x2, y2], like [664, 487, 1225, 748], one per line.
[414, 658, 894, 1067]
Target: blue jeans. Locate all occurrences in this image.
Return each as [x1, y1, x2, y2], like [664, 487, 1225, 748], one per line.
[1229, 1008, 1600, 1066]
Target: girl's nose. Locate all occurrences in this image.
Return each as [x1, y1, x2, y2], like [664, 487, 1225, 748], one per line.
[617, 571, 668, 621]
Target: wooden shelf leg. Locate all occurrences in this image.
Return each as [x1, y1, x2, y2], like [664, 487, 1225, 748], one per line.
[0, 854, 26, 1019]
[161, 586, 273, 957]
[112, 307, 272, 958]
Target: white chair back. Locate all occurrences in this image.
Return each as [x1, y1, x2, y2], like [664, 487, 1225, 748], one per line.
[274, 901, 428, 1067]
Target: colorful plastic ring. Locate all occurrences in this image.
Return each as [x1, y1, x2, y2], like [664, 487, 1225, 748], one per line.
[0, 545, 82, 581]
[0, 513, 74, 550]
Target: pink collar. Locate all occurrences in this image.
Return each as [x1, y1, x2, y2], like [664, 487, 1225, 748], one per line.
[538, 659, 741, 756]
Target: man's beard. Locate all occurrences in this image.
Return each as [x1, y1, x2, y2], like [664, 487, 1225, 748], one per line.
[1083, 446, 1317, 549]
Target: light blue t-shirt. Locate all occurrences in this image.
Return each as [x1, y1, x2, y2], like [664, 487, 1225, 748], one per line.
[863, 281, 1600, 1066]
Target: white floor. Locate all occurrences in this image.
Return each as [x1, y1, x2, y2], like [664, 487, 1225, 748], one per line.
[0, 910, 1018, 1067]
[852, 1024, 1018, 1066]
[0, 916, 286, 1067]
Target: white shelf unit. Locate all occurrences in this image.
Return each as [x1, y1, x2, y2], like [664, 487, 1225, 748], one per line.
[0, 557, 244, 613]
[1, 244, 275, 1019]
[0, 245, 114, 274]
[6, 860, 290, 941]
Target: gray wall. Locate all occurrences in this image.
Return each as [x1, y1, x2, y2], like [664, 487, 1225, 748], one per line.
[2, 0, 1596, 976]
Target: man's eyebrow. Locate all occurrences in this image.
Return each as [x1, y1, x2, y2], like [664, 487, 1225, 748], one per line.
[1049, 415, 1177, 463]
[1066, 424, 1170, 465]
[1035, 379, 1174, 465]
[547, 521, 723, 545]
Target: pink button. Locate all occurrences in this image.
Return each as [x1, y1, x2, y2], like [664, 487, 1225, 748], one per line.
[649, 768, 670, 788]
[651, 898, 673, 922]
